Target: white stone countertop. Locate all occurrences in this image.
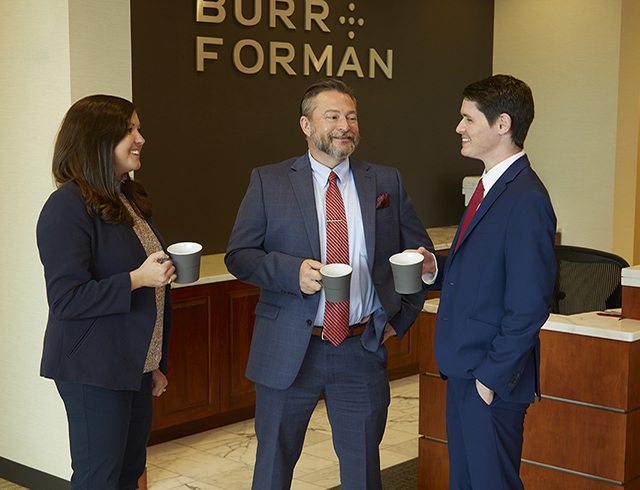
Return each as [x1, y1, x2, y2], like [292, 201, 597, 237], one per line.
[171, 254, 234, 289]
[172, 225, 459, 289]
[426, 225, 459, 252]
[422, 298, 640, 342]
[622, 264, 640, 288]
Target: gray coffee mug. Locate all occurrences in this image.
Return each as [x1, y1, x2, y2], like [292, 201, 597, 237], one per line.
[320, 263, 352, 303]
[389, 252, 425, 294]
[167, 242, 202, 284]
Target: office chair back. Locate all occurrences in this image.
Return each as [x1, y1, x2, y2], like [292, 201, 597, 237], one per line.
[550, 245, 629, 315]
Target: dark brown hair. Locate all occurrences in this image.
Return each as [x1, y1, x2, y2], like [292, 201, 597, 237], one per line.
[52, 95, 152, 224]
[300, 79, 357, 119]
[463, 74, 534, 149]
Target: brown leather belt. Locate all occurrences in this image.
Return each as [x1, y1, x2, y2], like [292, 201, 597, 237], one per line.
[312, 322, 367, 341]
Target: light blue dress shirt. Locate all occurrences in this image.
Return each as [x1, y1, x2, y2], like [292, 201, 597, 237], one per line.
[309, 154, 382, 327]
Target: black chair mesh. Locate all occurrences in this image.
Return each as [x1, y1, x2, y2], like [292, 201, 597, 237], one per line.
[550, 245, 629, 315]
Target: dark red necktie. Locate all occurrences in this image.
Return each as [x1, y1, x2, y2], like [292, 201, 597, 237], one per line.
[455, 178, 484, 252]
[323, 171, 350, 346]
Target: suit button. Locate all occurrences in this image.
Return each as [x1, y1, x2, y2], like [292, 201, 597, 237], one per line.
[306, 319, 312, 326]
[447, 281, 454, 286]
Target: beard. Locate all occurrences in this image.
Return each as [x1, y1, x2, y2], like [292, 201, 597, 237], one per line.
[310, 127, 360, 160]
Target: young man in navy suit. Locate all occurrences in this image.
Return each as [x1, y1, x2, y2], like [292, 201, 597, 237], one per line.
[416, 75, 557, 489]
[225, 79, 438, 489]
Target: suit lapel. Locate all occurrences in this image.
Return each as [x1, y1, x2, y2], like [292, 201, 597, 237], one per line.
[289, 155, 322, 261]
[351, 159, 376, 272]
[452, 155, 531, 257]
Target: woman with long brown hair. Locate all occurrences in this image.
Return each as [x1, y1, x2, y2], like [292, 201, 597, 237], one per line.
[37, 95, 175, 489]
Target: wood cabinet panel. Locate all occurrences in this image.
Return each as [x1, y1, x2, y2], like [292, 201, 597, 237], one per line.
[520, 462, 640, 490]
[539, 330, 638, 410]
[151, 285, 220, 431]
[419, 374, 447, 441]
[418, 437, 449, 490]
[151, 279, 425, 443]
[523, 398, 630, 482]
[623, 286, 640, 321]
[417, 310, 438, 375]
[386, 323, 419, 381]
[219, 281, 259, 412]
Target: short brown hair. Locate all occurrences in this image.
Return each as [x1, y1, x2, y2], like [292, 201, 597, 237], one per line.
[300, 79, 357, 119]
[463, 75, 534, 149]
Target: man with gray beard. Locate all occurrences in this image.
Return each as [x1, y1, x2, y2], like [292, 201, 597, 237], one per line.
[225, 79, 438, 490]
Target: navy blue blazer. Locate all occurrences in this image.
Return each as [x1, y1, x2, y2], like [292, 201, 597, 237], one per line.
[36, 181, 172, 391]
[434, 155, 556, 404]
[225, 155, 432, 390]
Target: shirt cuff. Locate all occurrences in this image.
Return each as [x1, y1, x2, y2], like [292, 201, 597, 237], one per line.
[421, 253, 438, 285]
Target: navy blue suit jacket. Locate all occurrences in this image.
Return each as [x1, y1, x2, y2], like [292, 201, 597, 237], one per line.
[225, 154, 432, 390]
[434, 155, 556, 404]
[36, 181, 172, 391]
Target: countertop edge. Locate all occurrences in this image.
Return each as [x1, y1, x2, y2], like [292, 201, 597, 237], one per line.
[422, 298, 640, 342]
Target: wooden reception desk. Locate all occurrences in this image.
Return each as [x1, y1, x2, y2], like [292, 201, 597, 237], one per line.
[418, 298, 640, 489]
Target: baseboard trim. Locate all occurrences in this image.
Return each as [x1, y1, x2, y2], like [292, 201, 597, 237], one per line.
[0, 457, 69, 490]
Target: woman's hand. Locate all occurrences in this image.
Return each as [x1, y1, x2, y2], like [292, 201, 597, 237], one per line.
[152, 369, 168, 397]
[130, 250, 176, 290]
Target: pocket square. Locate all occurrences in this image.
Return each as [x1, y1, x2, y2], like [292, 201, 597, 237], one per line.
[376, 192, 390, 210]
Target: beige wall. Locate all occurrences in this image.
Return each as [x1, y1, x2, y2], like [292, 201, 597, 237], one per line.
[614, 0, 640, 264]
[0, 0, 132, 479]
[494, 0, 627, 258]
[68, 0, 133, 103]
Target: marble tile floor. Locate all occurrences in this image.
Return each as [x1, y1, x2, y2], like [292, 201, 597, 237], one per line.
[146, 374, 420, 490]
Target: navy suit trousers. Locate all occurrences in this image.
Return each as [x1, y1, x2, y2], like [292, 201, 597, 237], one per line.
[252, 335, 390, 490]
[56, 373, 153, 490]
[445, 377, 529, 490]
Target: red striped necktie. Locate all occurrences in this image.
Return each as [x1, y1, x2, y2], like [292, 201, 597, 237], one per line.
[323, 171, 350, 346]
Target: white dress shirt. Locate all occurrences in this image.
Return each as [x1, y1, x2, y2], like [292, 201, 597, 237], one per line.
[480, 151, 525, 196]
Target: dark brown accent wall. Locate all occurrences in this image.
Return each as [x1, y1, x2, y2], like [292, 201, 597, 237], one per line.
[131, 0, 494, 254]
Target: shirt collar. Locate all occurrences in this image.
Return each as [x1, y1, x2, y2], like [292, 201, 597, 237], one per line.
[308, 151, 350, 187]
[481, 151, 525, 195]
